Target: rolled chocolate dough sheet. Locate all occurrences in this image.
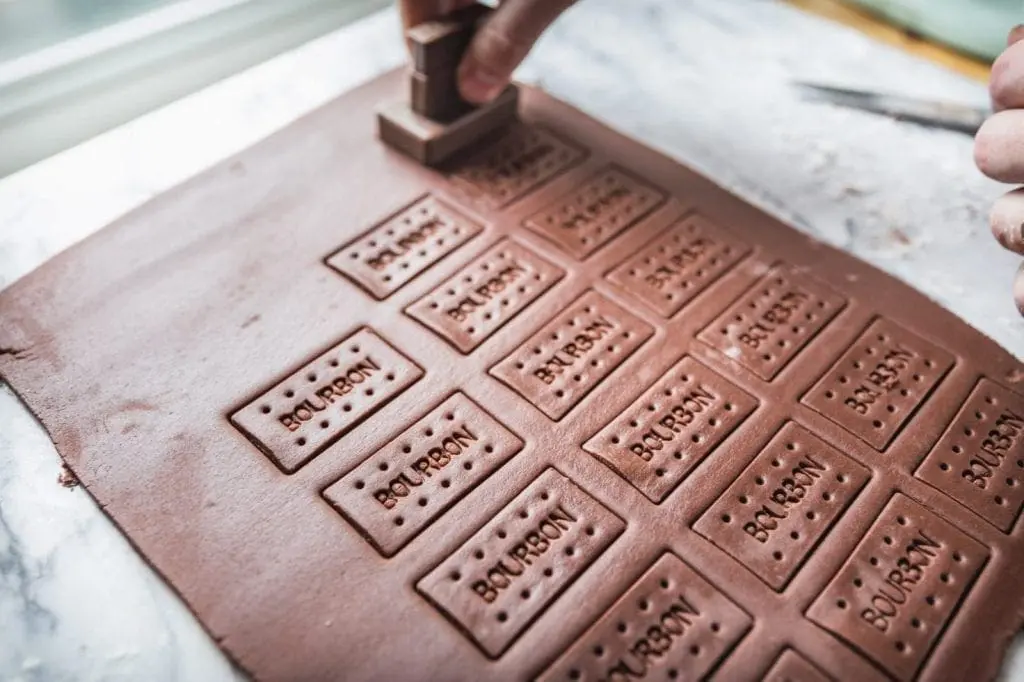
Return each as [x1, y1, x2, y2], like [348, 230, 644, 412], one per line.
[2, 68, 1024, 682]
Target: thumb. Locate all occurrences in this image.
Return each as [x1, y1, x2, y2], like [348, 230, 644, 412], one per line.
[1009, 24, 1024, 46]
[457, 0, 577, 104]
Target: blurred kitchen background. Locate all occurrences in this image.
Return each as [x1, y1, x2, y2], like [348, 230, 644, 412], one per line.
[0, 0, 1018, 180]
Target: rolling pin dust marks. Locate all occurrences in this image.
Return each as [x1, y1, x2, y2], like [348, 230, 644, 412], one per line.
[322, 392, 523, 556]
[698, 263, 847, 381]
[522, 165, 667, 260]
[229, 328, 423, 473]
[802, 318, 955, 451]
[324, 194, 483, 299]
[448, 124, 587, 209]
[693, 422, 871, 590]
[417, 468, 625, 658]
[538, 552, 752, 682]
[583, 356, 758, 503]
[915, 378, 1024, 532]
[489, 290, 654, 421]
[406, 238, 564, 353]
[606, 214, 751, 318]
[807, 493, 989, 681]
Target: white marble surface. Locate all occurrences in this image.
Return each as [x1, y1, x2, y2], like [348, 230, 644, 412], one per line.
[1, 2, 1022, 680]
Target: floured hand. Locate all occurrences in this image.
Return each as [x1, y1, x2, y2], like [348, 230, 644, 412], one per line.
[975, 25, 1024, 314]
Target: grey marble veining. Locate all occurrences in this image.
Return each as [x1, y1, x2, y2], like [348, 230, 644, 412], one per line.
[0, 2, 1022, 681]
[520, 0, 1021, 355]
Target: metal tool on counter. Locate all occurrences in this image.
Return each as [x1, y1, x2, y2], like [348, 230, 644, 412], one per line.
[793, 81, 990, 135]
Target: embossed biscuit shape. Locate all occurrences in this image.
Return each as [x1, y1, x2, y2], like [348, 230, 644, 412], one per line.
[807, 493, 989, 681]
[417, 467, 625, 658]
[230, 328, 424, 473]
[324, 194, 483, 300]
[447, 124, 587, 208]
[802, 317, 955, 451]
[323, 392, 524, 556]
[538, 552, 753, 682]
[405, 238, 565, 353]
[698, 264, 847, 381]
[583, 355, 758, 503]
[915, 378, 1024, 533]
[521, 165, 666, 260]
[761, 649, 834, 682]
[693, 421, 871, 590]
[606, 213, 751, 318]
[490, 290, 654, 420]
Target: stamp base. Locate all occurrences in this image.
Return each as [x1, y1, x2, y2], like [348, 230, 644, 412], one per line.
[377, 84, 519, 167]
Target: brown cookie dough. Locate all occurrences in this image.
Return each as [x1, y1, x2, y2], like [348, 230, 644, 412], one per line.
[1, 69, 1023, 682]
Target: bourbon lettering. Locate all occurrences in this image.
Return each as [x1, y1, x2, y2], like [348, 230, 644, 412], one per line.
[643, 238, 712, 290]
[962, 408, 1024, 489]
[371, 425, 478, 509]
[364, 217, 443, 271]
[628, 386, 717, 461]
[559, 186, 632, 231]
[445, 262, 528, 323]
[741, 454, 827, 543]
[736, 291, 810, 349]
[469, 504, 578, 603]
[276, 357, 380, 431]
[532, 316, 616, 384]
[844, 346, 916, 415]
[859, 530, 941, 632]
[600, 597, 701, 680]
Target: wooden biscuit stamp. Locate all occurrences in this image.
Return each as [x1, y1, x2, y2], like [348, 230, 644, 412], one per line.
[378, 2, 520, 167]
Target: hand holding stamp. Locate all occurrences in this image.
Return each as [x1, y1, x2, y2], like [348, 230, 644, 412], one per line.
[399, 0, 579, 105]
[973, 25, 1024, 314]
[379, 2, 520, 166]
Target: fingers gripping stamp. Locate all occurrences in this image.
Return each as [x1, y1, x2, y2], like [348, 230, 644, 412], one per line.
[378, 3, 520, 166]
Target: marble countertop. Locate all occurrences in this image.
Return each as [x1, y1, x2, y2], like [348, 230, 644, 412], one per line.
[1, 2, 1021, 680]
